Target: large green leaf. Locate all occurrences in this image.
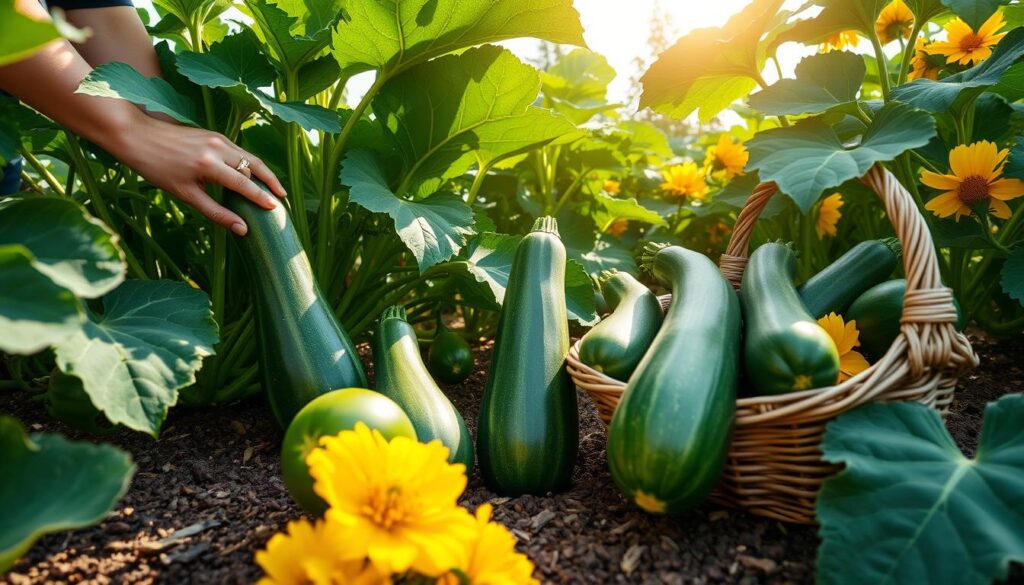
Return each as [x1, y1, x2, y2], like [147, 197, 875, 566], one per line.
[1002, 246, 1024, 305]
[0, 198, 125, 298]
[930, 217, 994, 249]
[993, 62, 1024, 101]
[175, 31, 340, 132]
[331, 0, 584, 78]
[341, 150, 476, 271]
[541, 48, 619, 124]
[564, 257, 598, 326]
[613, 121, 674, 161]
[1006, 140, 1024, 180]
[748, 51, 865, 116]
[374, 45, 576, 197]
[53, 280, 219, 437]
[780, 0, 888, 44]
[640, 0, 785, 122]
[0, 245, 84, 355]
[817, 395, 1024, 585]
[745, 102, 936, 210]
[891, 27, 1024, 113]
[591, 193, 667, 231]
[77, 62, 200, 126]
[244, 0, 340, 71]
[0, 0, 61, 66]
[941, 0, 1010, 29]
[0, 417, 134, 573]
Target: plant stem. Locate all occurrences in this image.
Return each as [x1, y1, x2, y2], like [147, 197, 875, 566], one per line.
[897, 20, 925, 86]
[285, 69, 311, 250]
[466, 164, 490, 205]
[18, 170, 45, 194]
[550, 168, 591, 216]
[19, 149, 65, 195]
[110, 206, 187, 280]
[868, 30, 892, 101]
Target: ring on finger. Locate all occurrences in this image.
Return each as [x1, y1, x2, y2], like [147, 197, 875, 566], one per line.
[235, 156, 251, 172]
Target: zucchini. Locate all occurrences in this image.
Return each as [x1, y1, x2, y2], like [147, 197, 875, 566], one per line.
[799, 238, 902, 318]
[578, 270, 662, 381]
[607, 244, 740, 515]
[427, 326, 475, 384]
[477, 216, 578, 495]
[741, 242, 840, 395]
[373, 305, 473, 469]
[227, 184, 366, 427]
[846, 279, 965, 361]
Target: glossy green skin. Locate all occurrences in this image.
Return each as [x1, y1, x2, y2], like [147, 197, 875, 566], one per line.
[741, 243, 840, 395]
[799, 239, 901, 319]
[427, 329, 475, 384]
[478, 220, 578, 495]
[607, 247, 740, 515]
[281, 388, 415, 515]
[847, 279, 965, 361]
[227, 185, 367, 428]
[578, 272, 663, 381]
[373, 309, 474, 470]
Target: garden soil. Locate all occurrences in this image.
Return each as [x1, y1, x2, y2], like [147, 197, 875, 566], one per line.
[3, 331, 1022, 584]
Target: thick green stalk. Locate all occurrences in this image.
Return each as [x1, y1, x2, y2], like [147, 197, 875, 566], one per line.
[868, 29, 892, 101]
[285, 69, 312, 249]
[18, 170, 45, 194]
[897, 19, 925, 86]
[549, 168, 591, 216]
[19, 149, 65, 195]
[110, 206, 186, 280]
[466, 163, 490, 205]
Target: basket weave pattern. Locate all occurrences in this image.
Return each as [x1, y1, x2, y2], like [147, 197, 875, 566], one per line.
[566, 164, 978, 524]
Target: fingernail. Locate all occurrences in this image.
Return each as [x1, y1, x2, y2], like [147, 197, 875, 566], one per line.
[266, 197, 279, 209]
[231, 222, 247, 236]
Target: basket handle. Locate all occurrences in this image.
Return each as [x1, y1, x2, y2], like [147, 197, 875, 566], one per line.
[718, 164, 976, 378]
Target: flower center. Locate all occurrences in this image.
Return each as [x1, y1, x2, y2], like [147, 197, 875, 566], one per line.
[362, 485, 408, 529]
[960, 33, 983, 52]
[957, 175, 990, 205]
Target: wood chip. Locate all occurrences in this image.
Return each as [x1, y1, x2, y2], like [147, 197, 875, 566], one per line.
[610, 519, 635, 535]
[488, 496, 511, 506]
[709, 510, 729, 522]
[230, 420, 247, 435]
[161, 541, 211, 565]
[242, 446, 255, 464]
[620, 544, 645, 575]
[530, 509, 557, 530]
[738, 555, 778, 573]
[160, 520, 221, 544]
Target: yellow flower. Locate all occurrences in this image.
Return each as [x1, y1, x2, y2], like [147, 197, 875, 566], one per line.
[603, 179, 621, 195]
[606, 218, 629, 237]
[820, 31, 860, 52]
[703, 135, 749, 181]
[921, 141, 1024, 221]
[817, 313, 870, 383]
[875, 0, 914, 44]
[255, 519, 389, 585]
[660, 163, 708, 200]
[816, 193, 844, 238]
[308, 423, 476, 577]
[927, 11, 1007, 65]
[909, 38, 944, 80]
[438, 504, 538, 585]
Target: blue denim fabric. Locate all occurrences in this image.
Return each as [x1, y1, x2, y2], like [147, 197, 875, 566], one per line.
[0, 157, 23, 195]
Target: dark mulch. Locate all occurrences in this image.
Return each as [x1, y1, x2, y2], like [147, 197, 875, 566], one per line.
[2, 331, 1022, 584]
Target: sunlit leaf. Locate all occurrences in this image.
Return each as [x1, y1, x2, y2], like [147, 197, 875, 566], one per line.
[748, 51, 865, 116]
[541, 48, 619, 124]
[780, 0, 888, 44]
[374, 45, 576, 197]
[640, 0, 785, 122]
[746, 102, 936, 210]
[0, 0, 61, 66]
[564, 257, 598, 326]
[0, 198, 125, 298]
[53, 280, 219, 437]
[331, 0, 584, 78]
[0, 245, 84, 355]
[245, 0, 338, 72]
[613, 121, 673, 161]
[0, 416, 134, 573]
[891, 27, 1024, 113]
[591, 193, 667, 230]
[77, 61, 200, 126]
[1002, 246, 1024, 305]
[341, 150, 476, 271]
[817, 396, 1024, 585]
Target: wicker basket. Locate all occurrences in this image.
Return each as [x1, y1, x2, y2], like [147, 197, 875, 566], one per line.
[566, 164, 979, 524]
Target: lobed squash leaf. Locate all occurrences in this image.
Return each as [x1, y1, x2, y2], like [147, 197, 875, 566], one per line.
[0, 416, 134, 573]
[748, 51, 866, 116]
[591, 193, 667, 231]
[541, 48, 620, 124]
[77, 61, 200, 126]
[1001, 246, 1024, 305]
[817, 395, 1024, 585]
[53, 280, 219, 438]
[244, 0, 340, 72]
[0, 245, 84, 355]
[779, 0, 888, 44]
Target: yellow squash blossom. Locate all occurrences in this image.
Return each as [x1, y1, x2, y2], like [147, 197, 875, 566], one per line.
[821, 31, 860, 52]
[256, 519, 388, 585]
[438, 504, 538, 585]
[909, 38, 944, 80]
[603, 179, 621, 195]
[816, 193, 844, 238]
[704, 135, 749, 181]
[876, 0, 914, 44]
[927, 11, 1007, 65]
[817, 313, 870, 383]
[921, 141, 1024, 221]
[660, 162, 708, 200]
[606, 218, 629, 237]
[308, 423, 477, 577]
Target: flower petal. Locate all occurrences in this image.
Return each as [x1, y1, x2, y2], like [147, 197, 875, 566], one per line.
[989, 178, 1024, 200]
[920, 170, 960, 191]
[989, 198, 1012, 219]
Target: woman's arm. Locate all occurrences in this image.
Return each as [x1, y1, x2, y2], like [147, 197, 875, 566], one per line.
[0, 0, 286, 235]
[63, 5, 162, 75]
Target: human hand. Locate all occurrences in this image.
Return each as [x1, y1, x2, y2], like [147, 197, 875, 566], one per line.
[110, 111, 287, 236]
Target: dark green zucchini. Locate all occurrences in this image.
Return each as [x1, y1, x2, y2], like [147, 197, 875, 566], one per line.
[799, 238, 902, 318]
[477, 216, 578, 495]
[373, 305, 473, 469]
[741, 242, 840, 395]
[846, 279, 965, 361]
[607, 244, 740, 515]
[578, 270, 662, 381]
[227, 184, 366, 427]
[427, 326, 474, 384]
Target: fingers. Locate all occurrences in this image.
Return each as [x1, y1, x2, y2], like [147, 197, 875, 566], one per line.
[243, 153, 287, 198]
[180, 186, 248, 236]
[207, 161, 279, 211]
